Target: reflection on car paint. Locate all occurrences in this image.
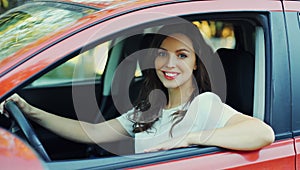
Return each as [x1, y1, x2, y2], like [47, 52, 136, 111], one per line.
[0, 128, 44, 170]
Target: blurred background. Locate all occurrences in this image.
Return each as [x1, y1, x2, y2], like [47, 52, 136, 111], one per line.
[0, 0, 29, 14]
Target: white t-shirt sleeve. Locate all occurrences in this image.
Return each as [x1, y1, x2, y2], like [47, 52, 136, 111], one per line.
[116, 109, 135, 137]
[190, 92, 240, 130]
[221, 102, 240, 126]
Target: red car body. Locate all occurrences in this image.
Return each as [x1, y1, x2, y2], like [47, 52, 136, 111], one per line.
[0, 128, 44, 170]
[0, 0, 299, 169]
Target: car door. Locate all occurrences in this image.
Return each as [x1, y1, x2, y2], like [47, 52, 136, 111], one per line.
[43, 1, 295, 169]
[282, 0, 300, 169]
[122, 1, 294, 169]
[2, 0, 296, 169]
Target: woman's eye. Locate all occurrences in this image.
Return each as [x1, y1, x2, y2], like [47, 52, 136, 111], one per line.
[178, 53, 187, 59]
[157, 50, 168, 57]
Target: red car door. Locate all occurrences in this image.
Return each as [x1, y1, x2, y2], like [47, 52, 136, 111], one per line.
[282, 0, 300, 169]
[0, 0, 296, 169]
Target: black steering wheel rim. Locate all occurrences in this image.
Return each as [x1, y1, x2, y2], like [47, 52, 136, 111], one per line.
[4, 101, 51, 162]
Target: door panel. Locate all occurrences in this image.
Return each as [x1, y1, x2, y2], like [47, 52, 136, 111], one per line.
[129, 140, 295, 169]
[295, 138, 300, 170]
[282, 1, 300, 169]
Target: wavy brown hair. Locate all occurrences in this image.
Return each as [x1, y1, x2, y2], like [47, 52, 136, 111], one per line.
[129, 22, 212, 136]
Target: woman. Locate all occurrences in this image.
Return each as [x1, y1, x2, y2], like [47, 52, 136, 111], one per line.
[0, 23, 274, 154]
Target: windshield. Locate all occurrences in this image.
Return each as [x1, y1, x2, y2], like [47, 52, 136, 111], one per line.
[0, 2, 97, 60]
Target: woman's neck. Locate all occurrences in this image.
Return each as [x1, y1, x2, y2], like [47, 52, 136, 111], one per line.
[166, 86, 195, 109]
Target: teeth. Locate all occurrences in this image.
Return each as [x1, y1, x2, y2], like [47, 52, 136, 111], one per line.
[165, 72, 177, 77]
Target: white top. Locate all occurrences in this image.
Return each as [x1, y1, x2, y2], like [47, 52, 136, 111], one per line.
[116, 92, 239, 153]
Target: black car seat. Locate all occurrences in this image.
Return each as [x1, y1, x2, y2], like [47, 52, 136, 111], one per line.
[90, 34, 146, 156]
[216, 48, 255, 116]
[100, 33, 156, 120]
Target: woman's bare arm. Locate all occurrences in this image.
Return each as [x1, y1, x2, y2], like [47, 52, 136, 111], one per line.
[145, 114, 274, 152]
[188, 114, 275, 150]
[1, 94, 130, 144]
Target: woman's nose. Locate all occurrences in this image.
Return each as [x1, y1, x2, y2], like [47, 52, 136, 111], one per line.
[166, 54, 176, 68]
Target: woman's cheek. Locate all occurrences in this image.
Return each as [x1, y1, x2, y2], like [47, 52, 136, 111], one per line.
[154, 57, 164, 69]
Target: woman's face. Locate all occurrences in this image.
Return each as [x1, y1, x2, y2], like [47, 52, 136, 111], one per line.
[155, 33, 196, 90]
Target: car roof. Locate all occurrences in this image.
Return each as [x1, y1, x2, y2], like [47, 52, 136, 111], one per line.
[57, 0, 284, 10]
[58, 0, 174, 9]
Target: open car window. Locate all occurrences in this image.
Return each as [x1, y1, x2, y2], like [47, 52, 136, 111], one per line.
[29, 41, 111, 87]
[28, 21, 237, 86]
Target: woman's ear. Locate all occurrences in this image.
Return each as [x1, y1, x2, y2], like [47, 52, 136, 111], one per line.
[193, 65, 197, 70]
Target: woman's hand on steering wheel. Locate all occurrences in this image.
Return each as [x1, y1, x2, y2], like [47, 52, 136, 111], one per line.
[0, 94, 34, 118]
[0, 94, 51, 161]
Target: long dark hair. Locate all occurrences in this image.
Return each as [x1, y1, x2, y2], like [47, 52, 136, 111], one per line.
[129, 22, 212, 135]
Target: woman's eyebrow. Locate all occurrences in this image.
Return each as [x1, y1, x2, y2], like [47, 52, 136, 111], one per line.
[159, 48, 191, 53]
[176, 49, 191, 53]
[158, 47, 167, 51]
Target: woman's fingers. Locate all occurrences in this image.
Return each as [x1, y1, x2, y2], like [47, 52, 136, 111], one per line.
[0, 94, 24, 117]
[0, 100, 5, 115]
[0, 100, 10, 117]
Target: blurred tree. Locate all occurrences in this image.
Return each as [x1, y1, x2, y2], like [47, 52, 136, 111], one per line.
[1, 0, 29, 14]
[1, 0, 9, 8]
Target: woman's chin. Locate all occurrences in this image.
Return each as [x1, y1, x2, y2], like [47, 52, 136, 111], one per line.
[162, 82, 180, 89]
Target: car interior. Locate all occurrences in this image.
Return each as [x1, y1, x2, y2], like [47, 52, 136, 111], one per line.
[0, 14, 264, 161]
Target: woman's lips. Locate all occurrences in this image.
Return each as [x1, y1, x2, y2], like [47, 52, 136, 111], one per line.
[163, 71, 179, 80]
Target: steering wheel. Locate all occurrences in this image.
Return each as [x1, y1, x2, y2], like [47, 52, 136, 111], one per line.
[4, 101, 51, 162]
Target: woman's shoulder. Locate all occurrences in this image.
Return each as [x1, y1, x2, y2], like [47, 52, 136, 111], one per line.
[191, 92, 240, 116]
[193, 92, 221, 102]
[188, 92, 223, 111]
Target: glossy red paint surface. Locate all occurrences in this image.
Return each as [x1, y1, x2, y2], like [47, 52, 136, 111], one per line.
[282, 0, 300, 12]
[63, 0, 173, 9]
[294, 137, 300, 170]
[0, 128, 44, 170]
[129, 139, 295, 169]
